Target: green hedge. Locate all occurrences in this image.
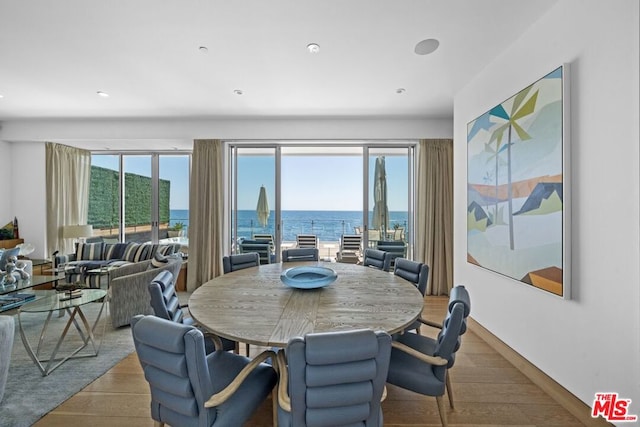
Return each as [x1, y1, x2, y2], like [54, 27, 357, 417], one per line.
[88, 166, 170, 228]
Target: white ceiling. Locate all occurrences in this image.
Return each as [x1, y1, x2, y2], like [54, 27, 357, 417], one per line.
[0, 1, 556, 123]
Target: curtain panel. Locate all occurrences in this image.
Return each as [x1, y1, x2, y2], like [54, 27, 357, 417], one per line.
[187, 139, 225, 291]
[45, 142, 92, 257]
[415, 139, 453, 295]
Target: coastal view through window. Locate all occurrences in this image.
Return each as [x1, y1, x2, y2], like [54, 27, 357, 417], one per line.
[231, 144, 414, 261]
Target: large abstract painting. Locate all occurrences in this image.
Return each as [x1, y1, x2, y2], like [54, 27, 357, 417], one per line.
[467, 65, 570, 298]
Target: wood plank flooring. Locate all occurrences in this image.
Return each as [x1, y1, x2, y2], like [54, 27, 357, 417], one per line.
[34, 296, 593, 426]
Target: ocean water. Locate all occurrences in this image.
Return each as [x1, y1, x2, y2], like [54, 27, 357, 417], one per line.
[170, 209, 408, 242]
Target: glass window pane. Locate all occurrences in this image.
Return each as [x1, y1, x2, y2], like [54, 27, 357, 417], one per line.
[88, 155, 120, 241]
[123, 155, 152, 243]
[159, 155, 190, 251]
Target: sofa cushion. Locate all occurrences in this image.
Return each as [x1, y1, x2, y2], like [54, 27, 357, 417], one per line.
[149, 252, 169, 269]
[75, 242, 104, 261]
[103, 242, 130, 260]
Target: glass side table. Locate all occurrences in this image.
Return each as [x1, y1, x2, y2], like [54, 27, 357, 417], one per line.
[18, 289, 108, 376]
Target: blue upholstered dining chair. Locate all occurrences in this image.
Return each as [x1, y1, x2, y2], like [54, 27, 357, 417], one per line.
[131, 315, 277, 427]
[393, 258, 429, 333]
[282, 247, 319, 262]
[222, 252, 260, 274]
[275, 329, 392, 427]
[362, 248, 391, 272]
[387, 285, 471, 427]
[148, 270, 238, 353]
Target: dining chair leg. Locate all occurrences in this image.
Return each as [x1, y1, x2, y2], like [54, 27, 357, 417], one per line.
[446, 373, 455, 409]
[245, 342, 250, 356]
[436, 395, 448, 427]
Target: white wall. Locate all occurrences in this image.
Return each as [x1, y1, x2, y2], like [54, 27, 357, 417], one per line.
[454, 0, 639, 418]
[3, 117, 453, 259]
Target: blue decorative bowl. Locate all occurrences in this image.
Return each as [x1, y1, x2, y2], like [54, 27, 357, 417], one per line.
[280, 266, 337, 289]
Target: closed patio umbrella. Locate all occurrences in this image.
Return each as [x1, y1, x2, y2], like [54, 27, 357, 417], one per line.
[256, 185, 270, 228]
[372, 156, 389, 238]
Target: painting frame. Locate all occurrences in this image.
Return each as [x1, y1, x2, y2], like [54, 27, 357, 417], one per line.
[466, 64, 570, 299]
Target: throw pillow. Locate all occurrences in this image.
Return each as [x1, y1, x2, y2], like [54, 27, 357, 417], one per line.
[150, 252, 169, 268]
[103, 242, 130, 260]
[75, 242, 104, 261]
[122, 243, 141, 262]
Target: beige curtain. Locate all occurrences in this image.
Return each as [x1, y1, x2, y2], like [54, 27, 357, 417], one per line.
[415, 139, 453, 295]
[187, 139, 225, 291]
[45, 142, 92, 257]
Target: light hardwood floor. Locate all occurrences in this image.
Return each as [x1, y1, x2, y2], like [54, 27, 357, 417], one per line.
[34, 296, 597, 426]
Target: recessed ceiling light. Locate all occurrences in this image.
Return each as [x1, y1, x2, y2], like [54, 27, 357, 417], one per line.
[96, 91, 109, 97]
[414, 38, 440, 55]
[199, 46, 208, 53]
[396, 88, 406, 94]
[0, 94, 4, 99]
[233, 89, 243, 95]
[307, 43, 320, 54]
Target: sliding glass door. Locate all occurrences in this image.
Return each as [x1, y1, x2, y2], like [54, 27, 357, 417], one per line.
[230, 142, 415, 262]
[89, 152, 191, 245]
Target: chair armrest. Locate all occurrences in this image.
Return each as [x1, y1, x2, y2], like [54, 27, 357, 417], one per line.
[203, 332, 224, 351]
[275, 350, 291, 413]
[204, 349, 277, 408]
[391, 341, 449, 366]
[417, 317, 443, 329]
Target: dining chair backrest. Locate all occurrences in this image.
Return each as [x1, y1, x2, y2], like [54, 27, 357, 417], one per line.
[362, 248, 391, 272]
[223, 252, 260, 273]
[376, 240, 407, 267]
[393, 258, 429, 296]
[282, 247, 319, 262]
[148, 270, 185, 324]
[281, 329, 391, 426]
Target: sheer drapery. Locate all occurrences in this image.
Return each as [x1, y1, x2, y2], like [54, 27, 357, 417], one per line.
[415, 139, 453, 295]
[187, 139, 225, 291]
[45, 142, 92, 256]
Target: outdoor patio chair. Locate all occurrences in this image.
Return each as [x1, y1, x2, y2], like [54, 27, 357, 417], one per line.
[275, 329, 392, 426]
[376, 240, 407, 267]
[296, 234, 318, 248]
[282, 247, 319, 262]
[362, 248, 391, 272]
[130, 315, 277, 427]
[393, 258, 429, 333]
[148, 270, 238, 353]
[336, 234, 362, 264]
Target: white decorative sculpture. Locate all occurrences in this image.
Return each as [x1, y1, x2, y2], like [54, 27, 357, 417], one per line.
[0, 255, 30, 285]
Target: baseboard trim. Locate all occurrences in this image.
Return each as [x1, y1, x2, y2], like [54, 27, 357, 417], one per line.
[468, 317, 612, 427]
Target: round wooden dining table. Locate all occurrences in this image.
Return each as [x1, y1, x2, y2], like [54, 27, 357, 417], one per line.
[188, 261, 424, 348]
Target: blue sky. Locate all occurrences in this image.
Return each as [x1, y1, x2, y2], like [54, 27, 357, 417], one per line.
[238, 155, 408, 211]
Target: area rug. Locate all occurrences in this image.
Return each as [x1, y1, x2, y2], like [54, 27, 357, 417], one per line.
[0, 301, 135, 426]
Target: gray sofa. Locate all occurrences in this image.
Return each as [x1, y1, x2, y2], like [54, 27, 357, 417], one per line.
[109, 257, 183, 328]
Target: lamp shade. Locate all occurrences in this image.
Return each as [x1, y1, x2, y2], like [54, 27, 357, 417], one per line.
[62, 224, 93, 239]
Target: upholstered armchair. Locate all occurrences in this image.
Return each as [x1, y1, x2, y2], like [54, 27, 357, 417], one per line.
[222, 252, 260, 274]
[362, 248, 391, 272]
[275, 329, 392, 426]
[282, 248, 319, 262]
[131, 315, 277, 426]
[387, 285, 470, 427]
[393, 258, 429, 333]
[148, 270, 237, 353]
[109, 257, 182, 328]
[0, 315, 14, 404]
